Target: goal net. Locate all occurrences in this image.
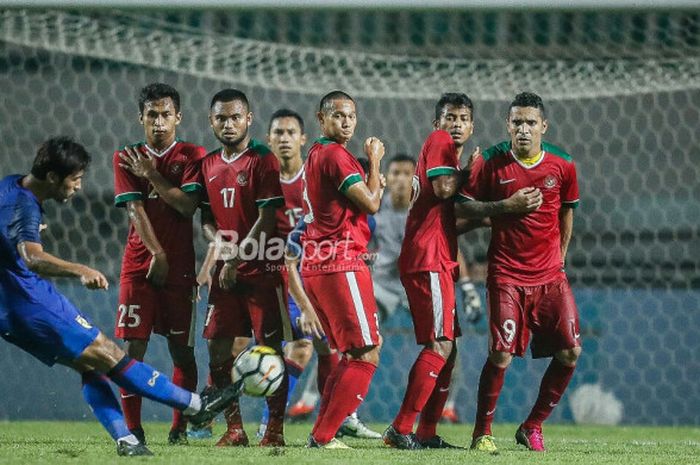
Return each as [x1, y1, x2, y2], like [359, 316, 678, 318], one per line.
[0, 7, 697, 426]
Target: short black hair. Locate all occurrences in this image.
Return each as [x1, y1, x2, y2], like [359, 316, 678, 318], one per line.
[138, 83, 180, 114]
[388, 153, 416, 167]
[435, 93, 474, 122]
[509, 92, 546, 118]
[210, 88, 249, 112]
[319, 90, 354, 113]
[30, 137, 91, 181]
[268, 108, 305, 134]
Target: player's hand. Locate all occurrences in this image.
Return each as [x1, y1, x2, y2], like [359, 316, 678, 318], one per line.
[79, 266, 109, 290]
[504, 187, 543, 213]
[465, 146, 481, 171]
[219, 261, 239, 290]
[147, 252, 168, 287]
[119, 145, 157, 179]
[195, 269, 213, 301]
[459, 278, 482, 324]
[299, 304, 325, 339]
[364, 137, 385, 163]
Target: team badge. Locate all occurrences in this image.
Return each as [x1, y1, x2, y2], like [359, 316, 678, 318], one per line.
[170, 163, 183, 175]
[543, 175, 557, 189]
[75, 315, 93, 329]
[237, 172, 249, 186]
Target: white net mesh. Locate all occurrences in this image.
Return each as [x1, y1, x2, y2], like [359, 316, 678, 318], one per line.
[0, 7, 698, 426]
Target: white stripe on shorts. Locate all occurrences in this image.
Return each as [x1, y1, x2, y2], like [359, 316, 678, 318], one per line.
[345, 271, 373, 346]
[276, 285, 293, 342]
[430, 272, 444, 338]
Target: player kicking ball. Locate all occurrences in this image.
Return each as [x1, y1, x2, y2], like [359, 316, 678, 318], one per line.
[0, 137, 239, 456]
[461, 92, 581, 452]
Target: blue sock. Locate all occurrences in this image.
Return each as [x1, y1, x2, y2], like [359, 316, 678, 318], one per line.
[261, 358, 302, 425]
[81, 371, 131, 441]
[107, 356, 192, 411]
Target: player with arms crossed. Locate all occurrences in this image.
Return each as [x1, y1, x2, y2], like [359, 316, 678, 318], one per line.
[302, 91, 385, 449]
[113, 83, 206, 445]
[463, 92, 581, 452]
[197, 89, 290, 447]
[0, 137, 240, 456]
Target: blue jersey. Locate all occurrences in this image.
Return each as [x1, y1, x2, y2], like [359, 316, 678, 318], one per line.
[0, 175, 98, 366]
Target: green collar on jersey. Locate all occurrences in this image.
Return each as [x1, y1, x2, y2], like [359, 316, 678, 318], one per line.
[314, 137, 337, 145]
[483, 140, 572, 162]
[248, 138, 273, 156]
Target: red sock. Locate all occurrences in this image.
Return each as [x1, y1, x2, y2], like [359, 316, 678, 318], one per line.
[210, 358, 242, 430]
[171, 362, 198, 432]
[311, 357, 348, 437]
[312, 359, 376, 444]
[317, 352, 340, 395]
[416, 359, 454, 441]
[392, 348, 446, 435]
[119, 387, 142, 431]
[264, 371, 289, 437]
[472, 359, 506, 438]
[522, 358, 575, 430]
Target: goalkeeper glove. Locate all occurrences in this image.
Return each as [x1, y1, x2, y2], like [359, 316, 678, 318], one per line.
[459, 277, 482, 324]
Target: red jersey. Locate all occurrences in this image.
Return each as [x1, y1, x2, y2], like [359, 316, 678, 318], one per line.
[399, 130, 462, 275]
[199, 139, 285, 281]
[113, 140, 206, 285]
[461, 141, 580, 286]
[300, 137, 370, 276]
[277, 167, 305, 239]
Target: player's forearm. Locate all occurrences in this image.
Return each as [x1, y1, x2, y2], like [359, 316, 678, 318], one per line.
[231, 208, 277, 262]
[455, 198, 513, 219]
[559, 208, 574, 261]
[364, 158, 383, 213]
[285, 258, 315, 313]
[145, 170, 199, 217]
[21, 246, 86, 278]
[127, 202, 165, 255]
[456, 217, 490, 235]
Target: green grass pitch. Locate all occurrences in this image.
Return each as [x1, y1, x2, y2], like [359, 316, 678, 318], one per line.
[0, 422, 697, 465]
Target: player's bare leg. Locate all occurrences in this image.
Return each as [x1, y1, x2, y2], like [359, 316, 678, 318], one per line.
[516, 347, 581, 452]
[120, 338, 148, 443]
[167, 338, 197, 444]
[385, 339, 455, 449]
[471, 350, 512, 452]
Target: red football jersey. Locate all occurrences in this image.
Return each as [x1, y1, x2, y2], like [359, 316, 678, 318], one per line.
[113, 140, 206, 285]
[398, 130, 462, 275]
[300, 137, 370, 276]
[199, 139, 285, 280]
[460, 141, 580, 286]
[277, 167, 305, 239]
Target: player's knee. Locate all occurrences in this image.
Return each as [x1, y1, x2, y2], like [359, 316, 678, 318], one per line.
[426, 339, 453, 360]
[168, 341, 195, 366]
[124, 339, 148, 360]
[286, 339, 314, 367]
[488, 350, 512, 368]
[555, 346, 581, 366]
[208, 338, 235, 366]
[79, 333, 126, 373]
[346, 345, 381, 366]
[232, 336, 251, 359]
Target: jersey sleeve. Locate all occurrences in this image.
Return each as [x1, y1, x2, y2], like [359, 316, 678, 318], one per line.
[113, 148, 145, 207]
[328, 147, 364, 194]
[456, 154, 489, 202]
[425, 131, 458, 180]
[561, 160, 580, 209]
[180, 147, 206, 194]
[8, 193, 42, 246]
[255, 154, 285, 209]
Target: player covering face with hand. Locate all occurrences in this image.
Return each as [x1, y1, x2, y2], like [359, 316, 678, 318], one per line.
[0, 137, 239, 456]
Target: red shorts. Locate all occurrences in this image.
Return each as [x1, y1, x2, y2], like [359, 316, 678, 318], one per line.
[115, 279, 196, 346]
[487, 278, 580, 358]
[202, 272, 291, 346]
[401, 270, 461, 344]
[303, 266, 380, 353]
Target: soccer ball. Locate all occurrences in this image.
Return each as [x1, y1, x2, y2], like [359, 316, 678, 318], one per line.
[232, 345, 285, 397]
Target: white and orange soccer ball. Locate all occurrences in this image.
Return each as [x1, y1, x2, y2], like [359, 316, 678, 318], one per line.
[232, 345, 285, 397]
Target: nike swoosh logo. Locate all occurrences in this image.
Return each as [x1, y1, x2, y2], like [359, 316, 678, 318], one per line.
[121, 394, 136, 399]
[486, 408, 496, 416]
[356, 394, 364, 401]
[499, 178, 516, 184]
[429, 371, 439, 378]
[169, 330, 186, 335]
[574, 333, 581, 339]
[439, 387, 449, 393]
[549, 402, 558, 408]
[264, 330, 278, 339]
[208, 175, 218, 182]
